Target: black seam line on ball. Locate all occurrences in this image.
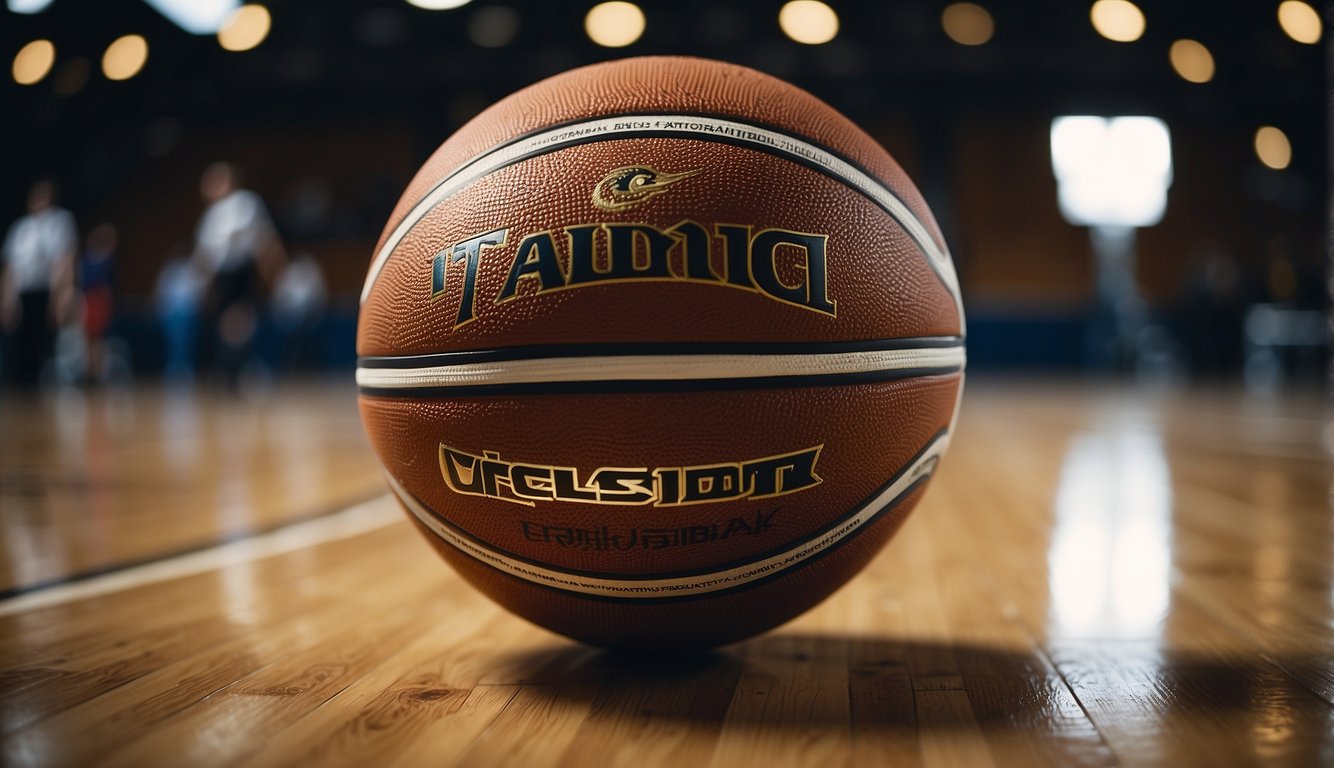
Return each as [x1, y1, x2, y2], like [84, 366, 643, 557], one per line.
[423, 109, 926, 251]
[406, 477, 932, 606]
[398, 430, 947, 604]
[357, 337, 965, 369]
[454, 127, 946, 280]
[357, 365, 964, 398]
[473, 110, 891, 201]
[521, 476, 931, 605]
[400, 437, 944, 605]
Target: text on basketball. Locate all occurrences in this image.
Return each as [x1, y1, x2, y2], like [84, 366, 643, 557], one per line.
[430, 220, 836, 327]
[438, 444, 823, 507]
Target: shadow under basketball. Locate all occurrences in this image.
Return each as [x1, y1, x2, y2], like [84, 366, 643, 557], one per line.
[486, 631, 1334, 746]
[488, 633, 1042, 729]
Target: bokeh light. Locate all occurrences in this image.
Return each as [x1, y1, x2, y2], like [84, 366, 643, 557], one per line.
[405, 0, 472, 9]
[1168, 39, 1214, 84]
[102, 34, 148, 81]
[218, 5, 272, 52]
[7, 0, 56, 12]
[1090, 0, 1145, 43]
[12, 39, 55, 85]
[1051, 115, 1173, 228]
[1277, 1, 1321, 44]
[942, 3, 994, 46]
[142, 0, 239, 34]
[585, 2, 645, 48]
[1254, 126, 1292, 170]
[778, 0, 839, 45]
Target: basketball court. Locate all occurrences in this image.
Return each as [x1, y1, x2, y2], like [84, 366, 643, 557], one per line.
[4, 0, 1331, 766]
[2, 380, 1329, 766]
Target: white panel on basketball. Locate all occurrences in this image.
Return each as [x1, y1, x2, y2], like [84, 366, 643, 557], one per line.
[356, 345, 965, 390]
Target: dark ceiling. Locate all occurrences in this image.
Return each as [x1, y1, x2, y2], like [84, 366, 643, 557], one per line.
[2, 0, 1327, 222]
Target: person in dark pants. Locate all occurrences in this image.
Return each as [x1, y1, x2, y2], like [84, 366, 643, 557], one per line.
[192, 162, 284, 388]
[2, 180, 77, 388]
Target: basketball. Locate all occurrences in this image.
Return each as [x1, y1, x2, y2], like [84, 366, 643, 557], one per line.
[356, 56, 964, 649]
[14, 1, 1325, 758]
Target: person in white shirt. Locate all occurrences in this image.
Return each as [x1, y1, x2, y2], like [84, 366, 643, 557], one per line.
[2, 180, 77, 387]
[192, 162, 283, 386]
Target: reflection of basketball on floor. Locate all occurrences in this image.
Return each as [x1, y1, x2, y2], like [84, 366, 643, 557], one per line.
[356, 56, 965, 649]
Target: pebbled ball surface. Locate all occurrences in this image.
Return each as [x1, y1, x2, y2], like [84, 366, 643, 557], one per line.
[357, 56, 964, 649]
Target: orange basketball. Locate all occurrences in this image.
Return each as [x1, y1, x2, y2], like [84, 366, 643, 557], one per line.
[357, 56, 964, 650]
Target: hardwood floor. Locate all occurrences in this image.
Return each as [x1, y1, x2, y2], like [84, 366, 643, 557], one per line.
[0, 384, 381, 595]
[1, 379, 1330, 767]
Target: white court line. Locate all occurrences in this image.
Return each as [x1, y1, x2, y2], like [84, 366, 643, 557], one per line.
[0, 495, 401, 617]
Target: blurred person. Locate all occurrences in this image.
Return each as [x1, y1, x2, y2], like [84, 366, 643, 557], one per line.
[80, 223, 116, 384]
[1, 180, 78, 387]
[271, 252, 328, 372]
[1180, 244, 1243, 378]
[192, 162, 285, 388]
[155, 247, 203, 381]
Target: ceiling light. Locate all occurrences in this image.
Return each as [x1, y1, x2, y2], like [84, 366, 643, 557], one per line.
[942, 3, 994, 46]
[1168, 39, 1214, 83]
[1090, 0, 1145, 43]
[143, 0, 239, 34]
[585, 2, 645, 48]
[12, 39, 55, 85]
[218, 5, 272, 52]
[1254, 126, 1291, 170]
[7, 0, 55, 13]
[103, 34, 149, 81]
[779, 1, 839, 45]
[405, 0, 472, 8]
[1277, 1, 1321, 44]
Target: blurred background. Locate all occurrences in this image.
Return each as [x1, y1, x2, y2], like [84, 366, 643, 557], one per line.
[1, 0, 1328, 392]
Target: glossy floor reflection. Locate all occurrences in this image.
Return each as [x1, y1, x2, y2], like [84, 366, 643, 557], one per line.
[1049, 421, 1173, 638]
[0, 382, 381, 595]
[0, 378, 1329, 767]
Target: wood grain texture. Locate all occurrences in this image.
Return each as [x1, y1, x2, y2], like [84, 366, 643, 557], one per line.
[0, 379, 1329, 767]
[0, 384, 381, 594]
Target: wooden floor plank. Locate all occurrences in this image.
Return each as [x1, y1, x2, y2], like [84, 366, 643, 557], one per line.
[869, 490, 1120, 768]
[549, 654, 742, 768]
[705, 634, 854, 768]
[98, 602, 445, 768]
[237, 607, 571, 767]
[1049, 640, 1334, 767]
[0, 380, 1329, 767]
[0, 522, 411, 733]
[0, 384, 380, 593]
[388, 685, 520, 768]
[916, 689, 995, 768]
[4, 567, 440, 767]
[450, 685, 594, 768]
